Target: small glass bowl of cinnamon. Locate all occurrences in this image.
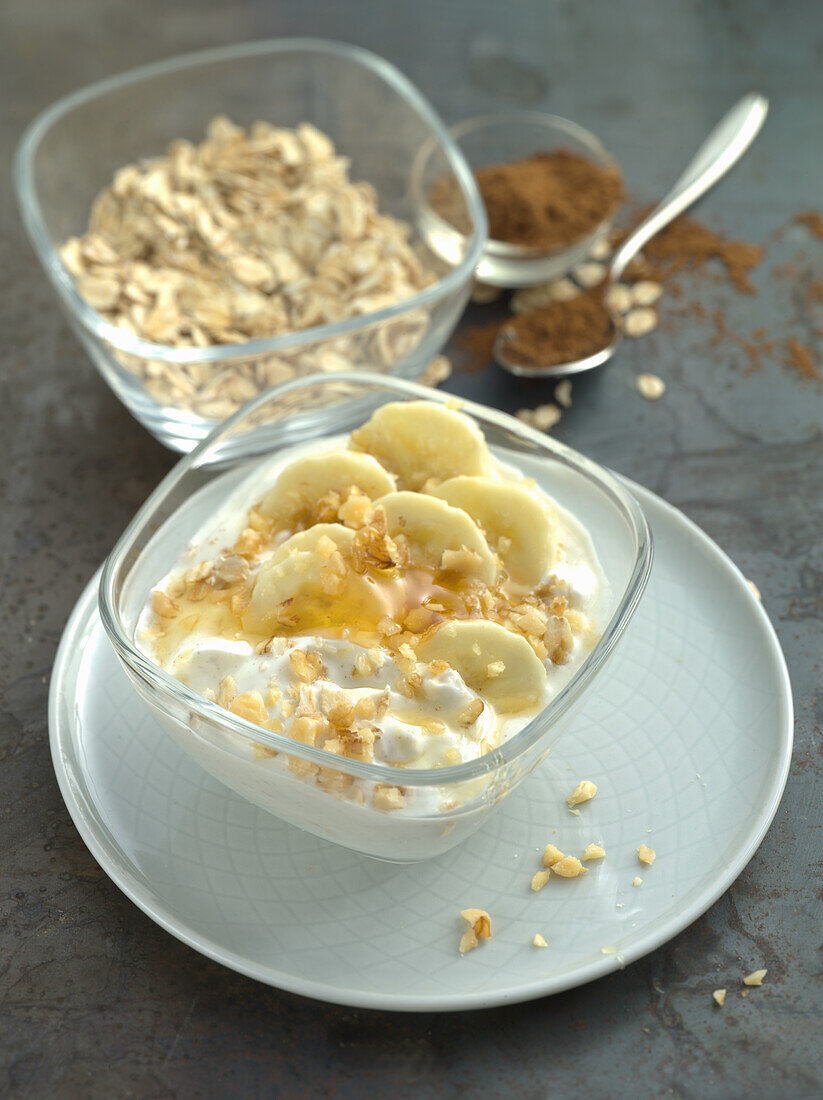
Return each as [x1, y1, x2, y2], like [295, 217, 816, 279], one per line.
[413, 110, 623, 288]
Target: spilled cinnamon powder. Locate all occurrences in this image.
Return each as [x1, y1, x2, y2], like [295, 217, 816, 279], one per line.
[625, 212, 764, 293]
[783, 337, 820, 380]
[793, 212, 823, 241]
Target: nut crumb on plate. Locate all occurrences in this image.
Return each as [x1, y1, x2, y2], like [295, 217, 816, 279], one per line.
[542, 843, 565, 868]
[530, 869, 551, 892]
[533, 933, 548, 948]
[567, 779, 597, 807]
[551, 855, 588, 878]
[632, 876, 643, 887]
[638, 844, 656, 865]
[459, 908, 492, 954]
[582, 843, 605, 861]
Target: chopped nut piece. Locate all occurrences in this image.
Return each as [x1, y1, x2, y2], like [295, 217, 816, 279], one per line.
[743, 969, 767, 987]
[459, 928, 479, 954]
[567, 780, 597, 807]
[530, 870, 551, 892]
[638, 844, 656, 866]
[632, 876, 643, 887]
[289, 648, 325, 684]
[713, 989, 727, 1007]
[582, 843, 606, 861]
[600, 945, 617, 955]
[229, 691, 269, 726]
[533, 933, 548, 948]
[636, 372, 666, 400]
[372, 784, 406, 811]
[542, 844, 565, 868]
[459, 906, 492, 941]
[551, 855, 588, 878]
[457, 699, 484, 728]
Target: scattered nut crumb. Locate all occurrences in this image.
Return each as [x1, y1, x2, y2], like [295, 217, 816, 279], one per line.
[636, 372, 666, 400]
[542, 844, 564, 868]
[530, 869, 551, 892]
[533, 933, 548, 948]
[600, 945, 617, 955]
[743, 969, 767, 987]
[638, 844, 656, 866]
[551, 855, 588, 878]
[582, 843, 606, 861]
[632, 876, 643, 887]
[459, 908, 491, 953]
[746, 578, 762, 600]
[713, 989, 727, 1006]
[567, 779, 597, 807]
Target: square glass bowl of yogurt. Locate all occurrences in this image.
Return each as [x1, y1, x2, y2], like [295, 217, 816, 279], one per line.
[100, 375, 651, 861]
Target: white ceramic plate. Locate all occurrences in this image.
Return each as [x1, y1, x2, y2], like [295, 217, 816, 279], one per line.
[49, 483, 792, 1011]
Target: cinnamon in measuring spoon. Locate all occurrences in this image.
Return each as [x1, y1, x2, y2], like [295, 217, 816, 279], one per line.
[500, 289, 614, 369]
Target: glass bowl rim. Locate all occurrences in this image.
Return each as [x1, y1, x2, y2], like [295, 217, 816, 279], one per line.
[99, 372, 652, 788]
[13, 37, 489, 367]
[412, 108, 622, 262]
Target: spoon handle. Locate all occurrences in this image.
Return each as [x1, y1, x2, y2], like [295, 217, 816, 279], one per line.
[610, 92, 769, 282]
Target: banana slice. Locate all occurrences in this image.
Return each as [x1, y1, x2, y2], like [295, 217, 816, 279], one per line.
[376, 491, 497, 584]
[432, 476, 555, 585]
[259, 451, 394, 523]
[417, 620, 547, 712]
[350, 400, 490, 490]
[243, 524, 388, 634]
[267, 523, 354, 566]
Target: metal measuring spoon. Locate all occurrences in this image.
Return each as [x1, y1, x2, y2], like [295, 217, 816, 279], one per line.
[494, 92, 769, 378]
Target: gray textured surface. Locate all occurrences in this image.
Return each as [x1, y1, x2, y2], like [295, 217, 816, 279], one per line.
[1, 1, 821, 1097]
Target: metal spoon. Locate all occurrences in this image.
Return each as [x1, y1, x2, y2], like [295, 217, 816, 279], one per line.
[494, 92, 769, 378]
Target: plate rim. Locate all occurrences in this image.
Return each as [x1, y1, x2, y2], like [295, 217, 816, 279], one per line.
[48, 482, 794, 1011]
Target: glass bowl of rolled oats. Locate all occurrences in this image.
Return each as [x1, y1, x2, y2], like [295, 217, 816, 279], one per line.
[15, 40, 487, 452]
[99, 373, 651, 862]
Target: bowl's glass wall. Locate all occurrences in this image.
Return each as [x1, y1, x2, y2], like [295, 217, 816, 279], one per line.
[18, 42, 485, 452]
[100, 375, 651, 861]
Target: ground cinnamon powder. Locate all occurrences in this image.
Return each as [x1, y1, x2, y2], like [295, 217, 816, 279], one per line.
[784, 337, 821, 380]
[474, 149, 623, 249]
[498, 289, 613, 368]
[793, 211, 823, 241]
[628, 212, 764, 293]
